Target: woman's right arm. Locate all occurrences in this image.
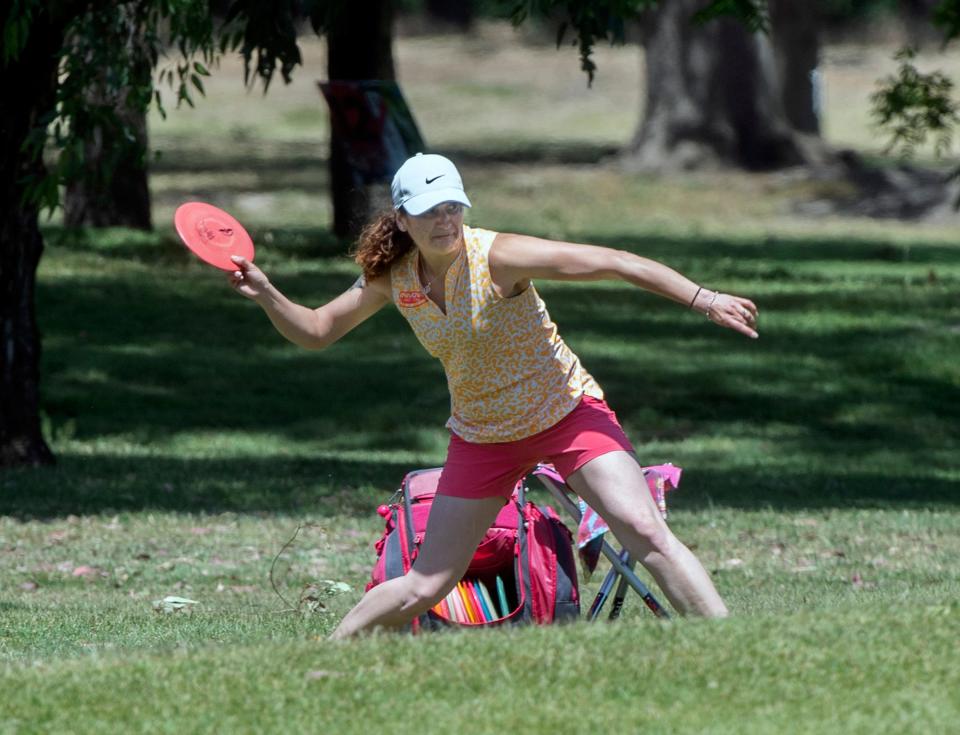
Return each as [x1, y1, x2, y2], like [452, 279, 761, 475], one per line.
[228, 255, 390, 349]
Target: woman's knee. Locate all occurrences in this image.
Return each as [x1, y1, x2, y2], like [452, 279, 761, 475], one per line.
[620, 514, 675, 558]
[404, 571, 458, 610]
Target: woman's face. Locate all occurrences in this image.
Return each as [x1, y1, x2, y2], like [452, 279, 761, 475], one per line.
[398, 202, 465, 255]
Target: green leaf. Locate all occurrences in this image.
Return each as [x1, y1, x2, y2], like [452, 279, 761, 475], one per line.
[871, 45, 960, 159]
[152, 596, 200, 614]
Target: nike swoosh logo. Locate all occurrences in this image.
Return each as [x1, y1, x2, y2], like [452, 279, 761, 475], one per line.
[425, 175, 444, 184]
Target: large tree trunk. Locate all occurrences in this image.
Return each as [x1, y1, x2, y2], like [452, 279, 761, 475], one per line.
[63, 108, 152, 229]
[425, 0, 473, 30]
[0, 18, 64, 467]
[624, 0, 816, 172]
[327, 0, 396, 239]
[63, 4, 153, 230]
[769, 0, 820, 135]
[901, 0, 942, 47]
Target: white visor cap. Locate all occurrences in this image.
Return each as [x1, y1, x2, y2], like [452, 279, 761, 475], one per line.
[391, 153, 472, 216]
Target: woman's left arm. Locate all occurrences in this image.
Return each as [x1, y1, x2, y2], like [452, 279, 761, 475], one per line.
[489, 233, 759, 339]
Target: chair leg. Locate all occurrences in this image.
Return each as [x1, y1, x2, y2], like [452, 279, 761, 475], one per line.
[588, 553, 625, 620]
[608, 555, 632, 620]
[597, 536, 670, 619]
[535, 471, 671, 620]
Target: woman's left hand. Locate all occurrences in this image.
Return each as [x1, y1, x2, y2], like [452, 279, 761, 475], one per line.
[703, 293, 759, 339]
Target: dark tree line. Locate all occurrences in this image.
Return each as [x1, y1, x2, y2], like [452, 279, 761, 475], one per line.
[2, 0, 958, 467]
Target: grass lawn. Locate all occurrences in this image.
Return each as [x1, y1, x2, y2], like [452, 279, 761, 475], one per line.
[3, 25, 960, 735]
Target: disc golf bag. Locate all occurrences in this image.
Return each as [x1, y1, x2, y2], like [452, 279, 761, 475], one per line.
[367, 467, 579, 632]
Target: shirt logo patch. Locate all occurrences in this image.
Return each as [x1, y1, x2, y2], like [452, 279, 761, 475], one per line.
[398, 290, 429, 307]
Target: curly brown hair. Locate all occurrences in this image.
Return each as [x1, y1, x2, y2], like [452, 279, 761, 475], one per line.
[351, 210, 414, 282]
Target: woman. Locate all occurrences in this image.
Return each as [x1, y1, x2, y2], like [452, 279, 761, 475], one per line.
[229, 153, 758, 636]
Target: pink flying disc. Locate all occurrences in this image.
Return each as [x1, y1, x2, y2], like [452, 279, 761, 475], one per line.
[174, 202, 254, 271]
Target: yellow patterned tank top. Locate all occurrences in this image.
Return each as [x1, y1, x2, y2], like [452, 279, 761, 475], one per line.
[390, 225, 604, 443]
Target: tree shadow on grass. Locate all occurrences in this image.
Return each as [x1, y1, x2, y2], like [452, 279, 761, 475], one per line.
[148, 140, 623, 175]
[669, 468, 959, 513]
[586, 231, 960, 269]
[151, 143, 326, 177]
[38, 273, 450, 446]
[24, 227, 960, 518]
[43, 224, 349, 264]
[4, 452, 955, 521]
[0, 454, 415, 521]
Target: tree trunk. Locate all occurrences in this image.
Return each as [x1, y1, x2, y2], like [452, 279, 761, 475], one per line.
[63, 5, 153, 230]
[327, 0, 396, 239]
[0, 18, 64, 467]
[624, 0, 814, 172]
[63, 107, 152, 230]
[425, 0, 473, 30]
[769, 0, 820, 135]
[900, 0, 942, 48]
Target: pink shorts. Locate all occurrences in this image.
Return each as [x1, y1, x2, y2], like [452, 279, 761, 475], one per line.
[436, 396, 635, 499]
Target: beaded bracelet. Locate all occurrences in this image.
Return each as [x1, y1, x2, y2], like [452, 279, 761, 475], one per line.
[705, 291, 719, 319]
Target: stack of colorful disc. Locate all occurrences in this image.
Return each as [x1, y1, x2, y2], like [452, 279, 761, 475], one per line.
[432, 577, 509, 622]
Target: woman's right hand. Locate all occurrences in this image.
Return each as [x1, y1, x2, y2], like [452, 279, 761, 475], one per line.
[703, 292, 759, 339]
[228, 255, 271, 302]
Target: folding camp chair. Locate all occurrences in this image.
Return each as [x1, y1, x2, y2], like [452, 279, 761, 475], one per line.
[529, 463, 674, 621]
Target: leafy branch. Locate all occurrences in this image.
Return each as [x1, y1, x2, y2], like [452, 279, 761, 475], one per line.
[871, 47, 959, 160]
[504, 0, 765, 85]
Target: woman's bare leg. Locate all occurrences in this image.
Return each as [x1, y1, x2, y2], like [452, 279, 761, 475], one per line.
[331, 494, 505, 639]
[566, 451, 728, 617]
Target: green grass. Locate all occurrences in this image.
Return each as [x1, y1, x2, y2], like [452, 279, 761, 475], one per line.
[4, 26, 960, 735]
[4, 212, 957, 732]
[4, 606, 958, 734]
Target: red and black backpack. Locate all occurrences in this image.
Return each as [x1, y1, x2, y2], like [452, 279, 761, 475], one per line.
[367, 467, 579, 631]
